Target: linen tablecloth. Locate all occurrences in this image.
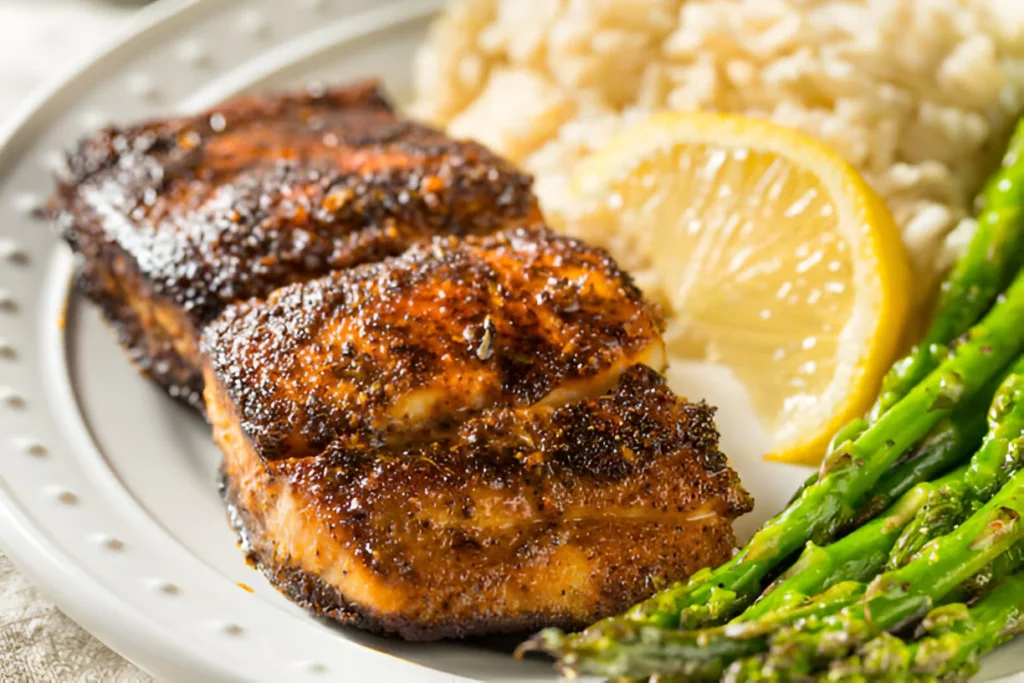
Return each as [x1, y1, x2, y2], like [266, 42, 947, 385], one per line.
[1, 1, 150, 680]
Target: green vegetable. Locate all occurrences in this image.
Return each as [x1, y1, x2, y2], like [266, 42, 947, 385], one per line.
[829, 566, 1024, 681]
[739, 467, 965, 623]
[849, 396, 989, 526]
[738, 468, 1024, 679]
[888, 357, 1024, 568]
[870, 119, 1024, 420]
[518, 582, 865, 681]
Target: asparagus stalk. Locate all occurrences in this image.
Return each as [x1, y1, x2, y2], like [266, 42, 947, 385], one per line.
[746, 468, 1024, 677]
[870, 120, 1024, 420]
[522, 545, 1024, 682]
[518, 582, 866, 681]
[888, 357, 1024, 568]
[829, 566, 1024, 681]
[737, 468, 965, 624]
[526, 277, 1024, 674]
[694, 275, 1024, 622]
[752, 375, 998, 625]
[646, 549, 1024, 683]
[849, 358, 1016, 529]
[802, 367, 996, 527]
[951, 541, 1024, 602]
[849, 401, 988, 526]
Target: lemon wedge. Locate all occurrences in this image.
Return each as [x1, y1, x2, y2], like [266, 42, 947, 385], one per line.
[568, 113, 912, 465]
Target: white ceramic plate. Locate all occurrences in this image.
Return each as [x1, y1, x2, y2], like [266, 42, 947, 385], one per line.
[0, 0, 1020, 681]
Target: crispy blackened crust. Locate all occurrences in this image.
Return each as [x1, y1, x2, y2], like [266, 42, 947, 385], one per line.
[209, 363, 752, 641]
[221, 467, 748, 641]
[52, 80, 541, 408]
[201, 226, 666, 461]
[220, 470, 388, 634]
[222, 467, 590, 641]
[71, 255, 206, 409]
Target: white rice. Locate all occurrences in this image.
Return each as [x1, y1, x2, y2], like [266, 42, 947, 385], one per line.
[412, 0, 1024, 306]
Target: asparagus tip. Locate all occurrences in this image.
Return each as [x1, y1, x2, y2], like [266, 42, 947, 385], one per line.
[514, 628, 566, 659]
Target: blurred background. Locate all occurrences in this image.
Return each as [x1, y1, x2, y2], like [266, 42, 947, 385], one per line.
[0, 0, 137, 116]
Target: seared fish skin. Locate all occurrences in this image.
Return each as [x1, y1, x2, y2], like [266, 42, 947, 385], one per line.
[51, 81, 540, 410]
[203, 226, 667, 462]
[211, 364, 752, 641]
[202, 228, 749, 641]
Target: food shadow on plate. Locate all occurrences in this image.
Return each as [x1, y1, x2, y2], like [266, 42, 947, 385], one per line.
[326, 621, 556, 681]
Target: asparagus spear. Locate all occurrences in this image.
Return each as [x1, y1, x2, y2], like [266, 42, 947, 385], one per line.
[649, 549, 1024, 683]
[856, 381, 999, 524]
[531, 391, 1020, 682]
[802, 366, 996, 527]
[847, 359, 1015, 529]
[648, 372, 1020, 682]
[848, 402, 987, 526]
[870, 120, 1024, 420]
[888, 357, 1024, 568]
[518, 582, 866, 681]
[737, 467, 966, 624]
[745, 468, 1024, 677]
[829, 566, 1024, 681]
[831, 550, 1024, 681]
[750, 375, 998, 625]
[738, 379, 1003, 621]
[787, 408, 965, 526]
[520, 544, 1024, 682]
